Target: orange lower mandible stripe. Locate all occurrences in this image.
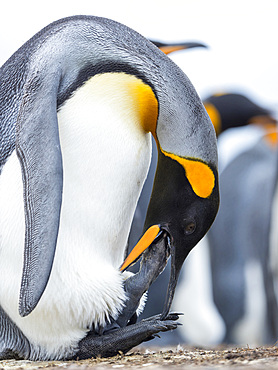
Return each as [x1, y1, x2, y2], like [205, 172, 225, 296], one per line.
[120, 225, 160, 272]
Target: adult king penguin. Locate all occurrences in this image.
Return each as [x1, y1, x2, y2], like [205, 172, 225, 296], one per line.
[0, 15, 219, 360]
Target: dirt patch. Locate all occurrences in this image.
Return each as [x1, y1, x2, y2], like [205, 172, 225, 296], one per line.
[1, 346, 278, 369]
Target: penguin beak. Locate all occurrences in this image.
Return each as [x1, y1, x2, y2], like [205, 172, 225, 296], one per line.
[133, 223, 190, 320]
[150, 40, 207, 55]
[120, 225, 161, 272]
[116, 226, 170, 328]
[158, 226, 189, 320]
[119, 224, 190, 319]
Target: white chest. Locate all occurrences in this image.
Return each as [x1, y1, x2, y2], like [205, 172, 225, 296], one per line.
[0, 73, 152, 359]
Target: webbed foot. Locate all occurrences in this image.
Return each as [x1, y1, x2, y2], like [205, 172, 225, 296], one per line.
[73, 313, 180, 360]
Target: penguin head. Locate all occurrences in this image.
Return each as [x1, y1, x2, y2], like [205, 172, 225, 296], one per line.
[203, 92, 275, 136]
[121, 134, 219, 318]
[143, 145, 219, 317]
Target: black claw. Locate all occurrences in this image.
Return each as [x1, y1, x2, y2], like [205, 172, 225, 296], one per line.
[163, 312, 182, 321]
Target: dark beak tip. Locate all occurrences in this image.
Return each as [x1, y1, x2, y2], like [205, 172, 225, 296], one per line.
[160, 312, 184, 321]
[159, 238, 187, 321]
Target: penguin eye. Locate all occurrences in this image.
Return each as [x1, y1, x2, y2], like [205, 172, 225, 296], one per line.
[184, 221, 196, 235]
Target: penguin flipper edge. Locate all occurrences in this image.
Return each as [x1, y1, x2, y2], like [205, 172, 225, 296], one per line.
[74, 314, 181, 359]
[0, 305, 31, 359]
[16, 75, 63, 317]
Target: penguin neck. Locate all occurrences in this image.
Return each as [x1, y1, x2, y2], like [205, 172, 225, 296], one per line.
[57, 73, 152, 267]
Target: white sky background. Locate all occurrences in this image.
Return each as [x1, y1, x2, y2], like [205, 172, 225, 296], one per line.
[0, 0, 277, 116]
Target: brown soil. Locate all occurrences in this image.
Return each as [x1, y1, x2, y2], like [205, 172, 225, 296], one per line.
[2, 345, 278, 369]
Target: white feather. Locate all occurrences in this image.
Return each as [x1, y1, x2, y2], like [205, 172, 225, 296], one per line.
[0, 73, 152, 359]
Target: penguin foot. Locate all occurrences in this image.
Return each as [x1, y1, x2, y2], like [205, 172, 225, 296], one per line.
[73, 313, 181, 360]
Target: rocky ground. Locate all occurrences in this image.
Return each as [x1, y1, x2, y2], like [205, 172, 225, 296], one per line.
[2, 345, 278, 370]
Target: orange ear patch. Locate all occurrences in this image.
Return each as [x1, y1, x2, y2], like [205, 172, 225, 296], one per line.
[162, 149, 215, 198]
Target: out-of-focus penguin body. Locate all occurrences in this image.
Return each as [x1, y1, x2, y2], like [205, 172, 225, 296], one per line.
[208, 125, 278, 344]
[0, 16, 219, 360]
[204, 94, 278, 344]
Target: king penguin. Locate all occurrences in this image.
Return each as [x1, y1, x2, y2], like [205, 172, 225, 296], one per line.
[0, 15, 219, 360]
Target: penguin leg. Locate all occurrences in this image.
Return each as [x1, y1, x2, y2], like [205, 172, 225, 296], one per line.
[74, 313, 180, 360]
[0, 306, 31, 360]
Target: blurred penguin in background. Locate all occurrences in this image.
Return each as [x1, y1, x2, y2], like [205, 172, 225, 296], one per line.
[203, 93, 277, 137]
[204, 93, 278, 345]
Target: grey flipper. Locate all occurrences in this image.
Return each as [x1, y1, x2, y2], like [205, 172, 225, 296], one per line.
[74, 314, 180, 360]
[0, 305, 31, 359]
[16, 73, 63, 317]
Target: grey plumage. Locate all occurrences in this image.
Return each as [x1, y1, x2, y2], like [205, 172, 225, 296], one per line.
[208, 131, 278, 343]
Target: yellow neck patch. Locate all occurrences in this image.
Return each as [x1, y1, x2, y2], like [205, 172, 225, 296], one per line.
[162, 149, 215, 198]
[81, 72, 159, 136]
[113, 73, 159, 136]
[204, 102, 222, 136]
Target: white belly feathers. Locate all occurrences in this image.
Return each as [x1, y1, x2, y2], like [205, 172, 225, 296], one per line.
[0, 72, 152, 359]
